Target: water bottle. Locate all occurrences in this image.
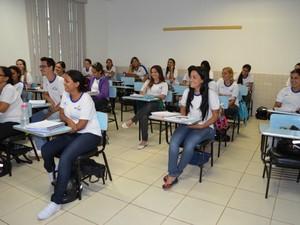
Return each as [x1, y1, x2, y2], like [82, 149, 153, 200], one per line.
[20, 102, 30, 127]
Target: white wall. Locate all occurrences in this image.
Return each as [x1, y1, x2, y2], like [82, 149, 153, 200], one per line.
[0, 0, 30, 70]
[86, 0, 300, 75]
[85, 0, 108, 64]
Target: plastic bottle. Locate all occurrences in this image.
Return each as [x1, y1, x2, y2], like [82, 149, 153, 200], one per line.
[20, 102, 30, 127]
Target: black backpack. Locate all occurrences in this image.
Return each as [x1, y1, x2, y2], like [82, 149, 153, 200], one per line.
[54, 159, 106, 204]
[256, 106, 269, 120]
[0, 156, 10, 177]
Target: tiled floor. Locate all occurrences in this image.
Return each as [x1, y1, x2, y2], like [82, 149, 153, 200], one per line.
[1, 111, 300, 225]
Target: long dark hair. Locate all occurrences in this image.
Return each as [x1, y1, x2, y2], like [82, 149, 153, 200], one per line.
[0, 66, 13, 85]
[9, 66, 22, 84]
[148, 65, 165, 88]
[186, 66, 209, 120]
[106, 58, 113, 70]
[165, 58, 175, 77]
[237, 64, 251, 84]
[200, 60, 211, 74]
[16, 59, 27, 73]
[65, 70, 89, 92]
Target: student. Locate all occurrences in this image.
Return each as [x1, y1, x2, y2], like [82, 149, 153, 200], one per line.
[286, 63, 300, 86]
[122, 65, 168, 149]
[165, 58, 178, 84]
[82, 58, 93, 77]
[217, 67, 239, 118]
[89, 62, 109, 111]
[104, 58, 116, 79]
[9, 65, 24, 97]
[237, 64, 253, 93]
[31, 57, 64, 156]
[182, 60, 214, 85]
[275, 69, 300, 112]
[124, 56, 148, 81]
[0, 66, 23, 142]
[16, 59, 33, 88]
[37, 70, 101, 220]
[163, 66, 219, 189]
[54, 61, 66, 77]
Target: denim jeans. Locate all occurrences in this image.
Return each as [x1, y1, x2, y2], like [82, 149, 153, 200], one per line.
[41, 133, 101, 204]
[168, 126, 215, 177]
[132, 101, 161, 141]
[31, 109, 59, 150]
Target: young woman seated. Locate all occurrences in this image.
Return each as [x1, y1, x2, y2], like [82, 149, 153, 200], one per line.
[122, 65, 168, 149]
[124, 56, 148, 81]
[9, 65, 24, 97]
[163, 66, 219, 189]
[274, 68, 300, 113]
[37, 70, 102, 220]
[0, 66, 23, 142]
[89, 62, 109, 112]
[55, 61, 66, 77]
[286, 63, 300, 86]
[217, 67, 239, 118]
[104, 58, 116, 79]
[165, 58, 178, 84]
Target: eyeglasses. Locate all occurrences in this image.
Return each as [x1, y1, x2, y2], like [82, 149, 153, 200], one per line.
[39, 65, 48, 68]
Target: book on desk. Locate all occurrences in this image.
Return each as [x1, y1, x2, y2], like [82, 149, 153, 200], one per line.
[25, 120, 65, 133]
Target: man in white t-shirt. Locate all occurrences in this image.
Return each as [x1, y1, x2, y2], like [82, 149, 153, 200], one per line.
[31, 57, 64, 156]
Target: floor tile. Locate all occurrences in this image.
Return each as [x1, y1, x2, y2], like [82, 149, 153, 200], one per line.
[99, 177, 149, 202]
[270, 220, 292, 225]
[106, 158, 137, 176]
[214, 156, 249, 172]
[277, 179, 300, 203]
[123, 165, 165, 184]
[161, 217, 191, 225]
[143, 153, 168, 170]
[1, 198, 63, 225]
[69, 193, 126, 224]
[238, 174, 279, 196]
[105, 204, 165, 225]
[204, 167, 243, 187]
[117, 149, 153, 163]
[228, 189, 275, 218]
[273, 198, 300, 225]
[0, 187, 36, 217]
[133, 186, 184, 215]
[245, 161, 265, 176]
[170, 196, 224, 225]
[47, 212, 95, 225]
[217, 208, 270, 225]
[188, 181, 235, 205]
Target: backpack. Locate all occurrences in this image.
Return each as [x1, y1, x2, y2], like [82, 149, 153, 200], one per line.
[256, 106, 269, 120]
[0, 156, 10, 177]
[239, 100, 249, 122]
[189, 151, 211, 166]
[80, 158, 106, 183]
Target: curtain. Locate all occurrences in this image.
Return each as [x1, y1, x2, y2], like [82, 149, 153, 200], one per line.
[25, 0, 86, 83]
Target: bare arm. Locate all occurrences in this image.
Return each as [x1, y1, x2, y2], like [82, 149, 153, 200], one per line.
[274, 101, 282, 108]
[188, 109, 219, 129]
[0, 102, 9, 113]
[59, 108, 88, 133]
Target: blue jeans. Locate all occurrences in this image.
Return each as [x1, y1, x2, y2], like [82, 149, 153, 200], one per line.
[31, 109, 59, 151]
[168, 126, 215, 177]
[41, 133, 101, 204]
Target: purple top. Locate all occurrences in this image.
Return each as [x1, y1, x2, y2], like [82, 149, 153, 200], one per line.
[88, 76, 109, 100]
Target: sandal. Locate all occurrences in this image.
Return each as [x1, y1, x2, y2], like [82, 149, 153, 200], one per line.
[162, 177, 178, 190]
[163, 175, 169, 183]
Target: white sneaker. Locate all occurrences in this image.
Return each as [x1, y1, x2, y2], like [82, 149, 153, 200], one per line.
[122, 123, 129, 129]
[137, 142, 148, 150]
[37, 202, 61, 220]
[28, 150, 42, 158]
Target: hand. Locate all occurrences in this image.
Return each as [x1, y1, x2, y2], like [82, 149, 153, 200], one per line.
[49, 103, 56, 112]
[67, 120, 77, 133]
[188, 124, 204, 129]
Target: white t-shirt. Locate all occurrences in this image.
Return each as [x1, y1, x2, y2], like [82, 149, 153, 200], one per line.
[20, 72, 33, 84]
[241, 74, 254, 87]
[91, 79, 100, 94]
[276, 87, 300, 112]
[82, 67, 93, 77]
[217, 79, 239, 106]
[180, 88, 220, 128]
[104, 66, 116, 77]
[14, 82, 24, 96]
[43, 75, 64, 105]
[0, 84, 23, 123]
[133, 66, 147, 80]
[60, 92, 101, 136]
[141, 80, 168, 97]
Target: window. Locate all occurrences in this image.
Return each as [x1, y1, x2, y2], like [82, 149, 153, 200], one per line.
[25, 0, 86, 82]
